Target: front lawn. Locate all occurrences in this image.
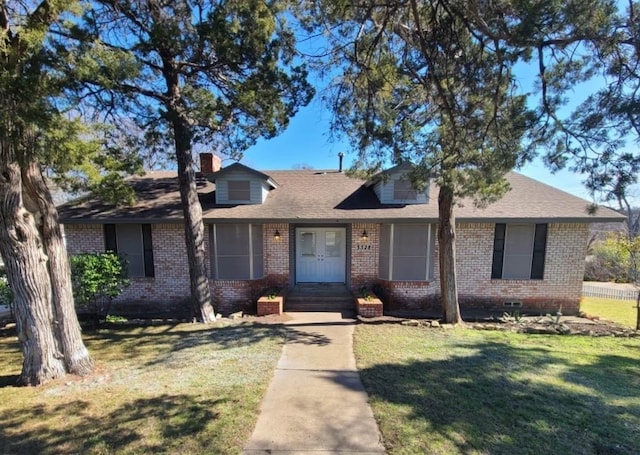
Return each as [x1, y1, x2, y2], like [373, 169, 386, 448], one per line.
[354, 324, 640, 455]
[0, 321, 287, 454]
[581, 296, 638, 328]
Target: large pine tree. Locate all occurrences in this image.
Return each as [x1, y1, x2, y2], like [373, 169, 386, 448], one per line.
[74, 0, 314, 321]
[303, 0, 616, 323]
[0, 0, 93, 385]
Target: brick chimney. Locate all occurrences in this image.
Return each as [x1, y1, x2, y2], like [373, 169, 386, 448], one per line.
[200, 153, 221, 173]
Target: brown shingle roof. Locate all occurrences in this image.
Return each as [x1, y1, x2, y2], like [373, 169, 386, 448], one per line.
[57, 169, 624, 224]
[209, 162, 279, 188]
[57, 171, 206, 223]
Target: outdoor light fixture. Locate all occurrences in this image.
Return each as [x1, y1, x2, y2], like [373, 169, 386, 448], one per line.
[361, 229, 369, 241]
[274, 229, 281, 240]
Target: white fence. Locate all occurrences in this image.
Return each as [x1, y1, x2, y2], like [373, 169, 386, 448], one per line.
[582, 284, 639, 301]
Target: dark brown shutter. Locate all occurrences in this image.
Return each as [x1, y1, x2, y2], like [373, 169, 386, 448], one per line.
[491, 224, 506, 279]
[104, 224, 117, 252]
[142, 224, 155, 278]
[209, 224, 215, 279]
[531, 224, 547, 279]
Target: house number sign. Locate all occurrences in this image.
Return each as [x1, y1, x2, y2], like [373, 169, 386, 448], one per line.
[356, 244, 372, 251]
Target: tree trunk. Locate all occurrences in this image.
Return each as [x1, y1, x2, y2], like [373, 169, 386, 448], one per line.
[172, 116, 216, 323]
[438, 185, 463, 324]
[0, 161, 66, 385]
[160, 51, 215, 323]
[22, 161, 93, 375]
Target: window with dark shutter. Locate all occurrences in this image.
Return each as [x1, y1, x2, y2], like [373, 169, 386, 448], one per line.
[492, 223, 547, 280]
[491, 224, 506, 279]
[142, 224, 155, 278]
[104, 224, 117, 252]
[115, 225, 145, 277]
[503, 224, 535, 279]
[531, 224, 547, 279]
[104, 224, 154, 278]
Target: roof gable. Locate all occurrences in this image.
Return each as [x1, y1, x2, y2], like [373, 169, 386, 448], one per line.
[208, 163, 279, 205]
[208, 162, 278, 189]
[366, 163, 430, 205]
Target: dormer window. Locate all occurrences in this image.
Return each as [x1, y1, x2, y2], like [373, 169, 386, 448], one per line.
[228, 180, 251, 201]
[393, 179, 417, 201]
[366, 163, 429, 205]
[209, 163, 278, 205]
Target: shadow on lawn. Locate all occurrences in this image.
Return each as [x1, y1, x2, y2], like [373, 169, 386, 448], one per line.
[1, 321, 328, 389]
[83, 321, 329, 367]
[0, 374, 20, 388]
[358, 341, 640, 455]
[0, 393, 221, 454]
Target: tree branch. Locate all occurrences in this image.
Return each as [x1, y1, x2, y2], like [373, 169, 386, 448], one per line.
[26, 0, 54, 29]
[114, 82, 168, 103]
[0, 1, 9, 34]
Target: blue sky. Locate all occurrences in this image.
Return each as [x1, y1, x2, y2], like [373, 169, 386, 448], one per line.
[234, 18, 638, 207]
[239, 94, 597, 203]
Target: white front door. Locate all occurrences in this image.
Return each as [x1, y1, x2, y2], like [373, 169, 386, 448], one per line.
[296, 227, 346, 283]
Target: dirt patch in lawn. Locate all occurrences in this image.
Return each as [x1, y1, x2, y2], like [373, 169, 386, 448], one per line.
[470, 316, 639, 337]
[358, 313, 639, 337]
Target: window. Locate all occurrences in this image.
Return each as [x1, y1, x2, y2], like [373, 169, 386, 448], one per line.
[228, 180, 251, 201]
[300, 232, 315, 256]
[491, 223, 547, 280]
[211, 224, 263, 280]
[393, 179, 417, 201]
[379, 224, 435, 281]
[324, 231, 342, 257]
[104, 224, 154, 278]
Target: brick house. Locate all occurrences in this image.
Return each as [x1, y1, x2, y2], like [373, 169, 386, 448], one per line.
[58, 153, 623, 316]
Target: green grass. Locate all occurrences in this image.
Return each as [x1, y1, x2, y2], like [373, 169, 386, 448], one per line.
[0, 321, 287, 454]
[354, 324, 640, 455]
[581, 296, 639, 328]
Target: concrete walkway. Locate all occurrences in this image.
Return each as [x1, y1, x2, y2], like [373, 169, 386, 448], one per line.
[243, 312, 386, 455]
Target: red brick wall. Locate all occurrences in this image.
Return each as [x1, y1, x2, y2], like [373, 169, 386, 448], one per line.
[350, 223, 379, 292]
[454, 222, 589, 314]
[65, 223, 287, 316]
[374, 280, 439, 310]
[64, 224, 104, 254]
[263, 223, 290, 288]
[364, 223, 589, 314]
[212, 279, 266, 314]
[356, 298, 383, 317]
[349, 222, 589, 315]
[350, 223, 437, 309]
[65, 223, 193, 308]
[66, 221, 589, 316]
[209, 223, 289, 314]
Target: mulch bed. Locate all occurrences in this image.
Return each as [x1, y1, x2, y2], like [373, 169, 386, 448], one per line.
[357, 313, 640, 337]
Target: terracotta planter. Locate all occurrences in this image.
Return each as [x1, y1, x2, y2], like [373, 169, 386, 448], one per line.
[356, 297, 383, 318]
[257, 295, 283, 316]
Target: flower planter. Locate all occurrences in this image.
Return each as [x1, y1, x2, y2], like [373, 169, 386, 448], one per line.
[257, 295, 284, 316]
[356, 297, 383, 318]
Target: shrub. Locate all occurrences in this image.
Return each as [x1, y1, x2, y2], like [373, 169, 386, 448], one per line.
[585, 233, 640, 283]
[71, 252, 129, 322]
[0, 272, 12, 308]
[359, 286, 373, 301]
[266, 287, 281, 299]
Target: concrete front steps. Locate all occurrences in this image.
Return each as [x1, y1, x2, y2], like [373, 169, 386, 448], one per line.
[285, 283, 355, 312]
